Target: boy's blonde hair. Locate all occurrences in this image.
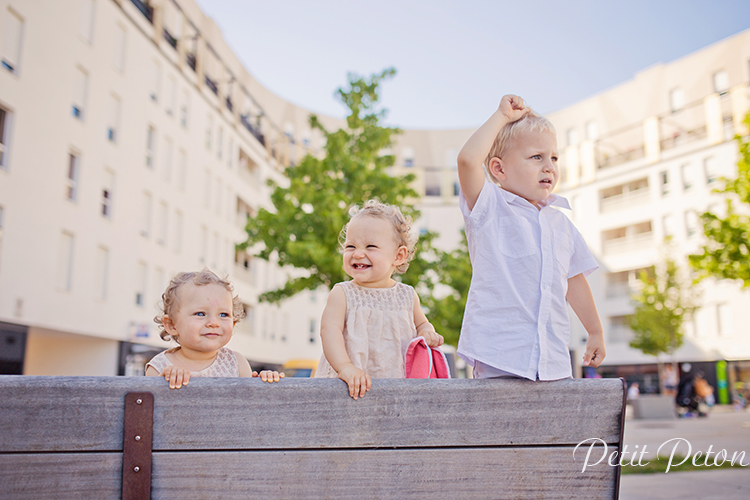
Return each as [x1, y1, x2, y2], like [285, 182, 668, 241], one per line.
[341, 200, 418, 274]
[154, 269, 245, 342]
[485, 110, 556, 185]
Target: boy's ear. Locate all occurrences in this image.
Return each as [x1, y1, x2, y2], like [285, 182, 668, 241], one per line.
[488, 157, 505, 180]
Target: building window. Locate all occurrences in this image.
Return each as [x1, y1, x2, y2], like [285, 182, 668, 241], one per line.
[94, 245, 108, 300]
[2, 9, 23, 74]
[72, 67, 88, 119]
[681, 163, 695, 190]
[205, 116, 212, 150]
[309, 319, 317, 343]
[180, 89, 189, 128]
[156, 201, 167, 246]
[204, 169, 211, 208]
[0, 206, 4, 267]
[662, 214, 675, 239]
[566, 128, 578, 147]
[685, 210, 699, 238]
[65, 152, 80, 201]
[713, 70, 729, 95]
[177, 148, 187, 191]
[56, 231, 75, 291]
[215, 178, 222, 216]
[149, 60, 160, 101]
[173, 210, 182, 253]
[217, 127, 223, 159]
[140, 191, 152, 237]
[78, 0, 95, 43]
[107, 95, 120, 142]
[585, 121, 599, 141]
[669, 88, 684, 112]
[227, 138, 233, 168]
[212, 231, 219, 268]
[0, 106, 10, 170]
[113, 24, 126, 72]
[717, 303, 731, 336]
[200, 225, 207, 264]
[704, 157, 719, 184]
[660, 170, 669, 196]
[402, 147, 415, 167]
[166, 75, 176, 116]
[101, 169, 114, 218]
[135, 261, 147, 306]
[145, 126, 155, 168]
[162, 136, 173, 181]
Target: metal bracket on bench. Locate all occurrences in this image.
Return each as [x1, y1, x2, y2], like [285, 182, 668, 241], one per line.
[122, 392, 154, 500]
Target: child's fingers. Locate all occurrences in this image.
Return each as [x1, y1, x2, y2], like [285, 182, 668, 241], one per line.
[251, 371, 259, 377]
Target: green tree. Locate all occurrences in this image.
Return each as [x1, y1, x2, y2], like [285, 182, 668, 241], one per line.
[690, 113, 750, 285]
[422, 232, 471, 347]
[239, 68, 431, 302]
[629, 256, 698, 391]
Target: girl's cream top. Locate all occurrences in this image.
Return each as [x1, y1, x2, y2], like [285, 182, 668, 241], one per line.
[146, 346, 241, 377]
[315, 281, 417, 379]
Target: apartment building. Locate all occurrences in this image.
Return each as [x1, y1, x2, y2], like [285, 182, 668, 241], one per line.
[0, 0, 340, 375]
[392, 29, 750, 398]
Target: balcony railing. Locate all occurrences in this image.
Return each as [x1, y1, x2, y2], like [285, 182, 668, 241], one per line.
[602, 232, 653, 255]
[240, 114, 266, 146]
[163, 28, 177, 49]
[205, 75, 218, 95]
[600, 187, 650, 213]
[186, 53, 196, 72]
[130, 0, 153, 23]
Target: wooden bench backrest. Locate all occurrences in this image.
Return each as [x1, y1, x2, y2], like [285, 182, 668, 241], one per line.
[0, 376, 626, 499]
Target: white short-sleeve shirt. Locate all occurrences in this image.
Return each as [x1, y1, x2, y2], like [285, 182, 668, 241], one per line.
[458, 180, 598, 380]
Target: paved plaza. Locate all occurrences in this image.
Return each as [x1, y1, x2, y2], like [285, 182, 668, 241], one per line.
[620, 407, 750, 499]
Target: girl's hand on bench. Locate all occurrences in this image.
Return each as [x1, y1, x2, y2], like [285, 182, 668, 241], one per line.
[161, 366, 191, 389]
[254, 370, 285, 383]
[338, 363, 371, 400]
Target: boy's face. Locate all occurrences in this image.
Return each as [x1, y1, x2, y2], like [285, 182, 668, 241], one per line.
[489, 129, 558, 209]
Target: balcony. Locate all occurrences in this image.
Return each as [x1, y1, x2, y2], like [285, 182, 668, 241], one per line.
[241, 114, 266, 146]
[595, 122, 645, 170]
[599, 178, 650, 213]
[130, 0, 153, 24]
[205, 75, 218, 95]
[163, 28, 177, 50]
[186, 53, 196, 72]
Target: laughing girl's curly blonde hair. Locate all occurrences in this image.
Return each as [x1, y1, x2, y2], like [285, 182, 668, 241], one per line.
[340, 200, 418, 274]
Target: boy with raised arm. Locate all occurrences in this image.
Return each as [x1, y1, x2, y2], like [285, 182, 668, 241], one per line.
[457, 95, 605, 380]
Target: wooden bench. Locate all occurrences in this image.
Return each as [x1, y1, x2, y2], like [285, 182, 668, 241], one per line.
[0, 376, 626, 499]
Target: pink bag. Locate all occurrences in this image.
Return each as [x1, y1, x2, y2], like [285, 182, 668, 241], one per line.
[405, 336, 451, 379]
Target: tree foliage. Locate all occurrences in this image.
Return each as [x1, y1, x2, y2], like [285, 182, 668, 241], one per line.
[422, 233, 471, 346]
[690, 113, 750, 285]
[629, 258, 697, 357]
[239, 69, 431, 302]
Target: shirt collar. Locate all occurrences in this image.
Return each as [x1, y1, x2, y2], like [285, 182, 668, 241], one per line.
[499, 188, 571, 210]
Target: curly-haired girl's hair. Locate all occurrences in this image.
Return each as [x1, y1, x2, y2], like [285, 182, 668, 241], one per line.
[340, 200, 418, 274]
[153, 269, 245, 342]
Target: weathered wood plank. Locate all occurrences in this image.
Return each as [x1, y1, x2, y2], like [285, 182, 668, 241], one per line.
[0, 453, 122, 500]
[0, 376, 624, 452]
[0, 447, 617, 500]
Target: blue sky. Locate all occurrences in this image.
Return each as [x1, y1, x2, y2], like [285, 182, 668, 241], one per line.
[194, 0, 750, 129]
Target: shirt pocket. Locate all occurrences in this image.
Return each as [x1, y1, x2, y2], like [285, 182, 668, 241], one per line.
[496, 216, 537, 258]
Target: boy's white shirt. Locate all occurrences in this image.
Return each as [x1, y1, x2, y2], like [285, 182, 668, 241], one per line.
[458, 179, 598, 381]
